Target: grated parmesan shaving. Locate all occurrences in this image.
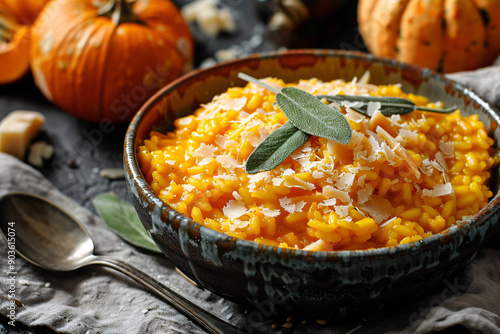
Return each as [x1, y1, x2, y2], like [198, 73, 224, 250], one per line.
[299, 159, 317, 171]
[420, 158, 433, 176]
[335, 205, 349, 218]
[258, 128, 269, 140]
[323, 186, 350, 203]
[359, 70, 370, 84]
[318, 198, 337, 207]
[218, 97, 247, 111]
[229, 219, 249, 231]
[423, 183, 454, 197]
[335, 172, 355, 191]
[399, 128, 418, 141]
[257, 108, 276, 116]
[216, 154, 241, 169]
[193, 143, 217, 165]
[357, 183, 374, 204]
[245, 118, 262, 130]
[379, 217, 397, 228]
[183, 184, 195, 192]
[358, 174, 367, 187]
[248, 171, 270, 191]
[261, 207, 281, 217]
[435, 152, 449, 172]
[439, 141, 454, 158]
[272, 177, 284, 186]
[312, 170, 324, 179]
[303, 239, 333, 251]
[387, 114, 403, 127]
[366, 101, 381, 116]
[279, 197, 295, 213]
[241, 130, 262, 147]
[285, 177, 316, 191]
[223, 200, 247, 219]
[291, 151, 305, 160]
[214, 134, 227, 148]
[213, 174, 237, 180]
[381, 142, 395, 164]
[343, 101, 365, 109]
[232, 190, 242, 201]
[357, 195, 393, 224]
[351, 131, 364, 148]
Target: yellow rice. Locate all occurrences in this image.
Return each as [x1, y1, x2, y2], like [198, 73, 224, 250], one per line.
[138, 77, 499, 251]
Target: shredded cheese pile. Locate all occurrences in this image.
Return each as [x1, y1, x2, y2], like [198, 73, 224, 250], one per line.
[139, 77, 498, 251]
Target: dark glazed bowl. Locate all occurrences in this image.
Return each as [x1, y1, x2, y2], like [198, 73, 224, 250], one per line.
[124, 50, 500, 318]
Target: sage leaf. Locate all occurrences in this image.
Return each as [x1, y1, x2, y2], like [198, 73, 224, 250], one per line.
[317, 95, 457, 116]
[238, 72, 280, 94]
[238, 72, 352, 144]
[415, 105, 458, 113]
[276, 87, 352, 144]
[245, 121, 310, 174]
[93, 193, 161, 253]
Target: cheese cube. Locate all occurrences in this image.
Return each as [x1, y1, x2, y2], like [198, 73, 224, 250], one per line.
[0, 110, 45, 159]
[27, 141, 54, 167]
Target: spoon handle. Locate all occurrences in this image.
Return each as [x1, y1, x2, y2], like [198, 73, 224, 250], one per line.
[89, 255, 240, 334]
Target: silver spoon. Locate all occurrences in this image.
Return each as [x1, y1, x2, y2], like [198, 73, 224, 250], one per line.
[0, 192, 239, 334]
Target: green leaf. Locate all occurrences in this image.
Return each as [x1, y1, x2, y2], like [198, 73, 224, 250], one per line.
[92, 193, 162, 253]
[237, 72, 456, 174]
[276, 87, 353, 144]
[317, 95, 457, 116]
[238, 72, 280, 94]
[415, 105, 458, 113]
[245, 121, 310, 174]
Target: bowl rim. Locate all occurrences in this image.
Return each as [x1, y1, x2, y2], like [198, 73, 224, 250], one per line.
[124, 49, 500, 259]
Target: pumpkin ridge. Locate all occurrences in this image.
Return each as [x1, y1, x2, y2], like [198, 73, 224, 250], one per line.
[73, 17, 115, 121]
[57, 12, 106, 114]
[471, 0, 500, 65]
[386, 0, 410, 58]
[443, 0, 486, 72]
[398, 0, 446, 70]
[97, 17, 122, 123]
[55, 5, 106, 115]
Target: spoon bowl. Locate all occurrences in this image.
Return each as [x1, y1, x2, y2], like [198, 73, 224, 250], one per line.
[0, 192, 236, 334]
[0, 193, 94, 272]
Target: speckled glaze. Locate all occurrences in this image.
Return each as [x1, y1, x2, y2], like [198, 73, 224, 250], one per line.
[124, 50, 500, 317]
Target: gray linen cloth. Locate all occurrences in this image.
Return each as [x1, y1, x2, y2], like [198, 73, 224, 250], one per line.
[1, 67, 500, 334]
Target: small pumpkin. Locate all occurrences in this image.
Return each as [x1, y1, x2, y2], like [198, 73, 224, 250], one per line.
[358, 0, 500, 73]
[0, 9, 30, 84]
[30, 0, 194, 123]
[0, 0, 49, 24]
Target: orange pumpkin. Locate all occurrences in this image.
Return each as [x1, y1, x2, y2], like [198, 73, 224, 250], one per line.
[0, 9, 30, 84]
[30, 0, 194, 123]
[358, 0, 500, 73]
[0, 0, 50, 24]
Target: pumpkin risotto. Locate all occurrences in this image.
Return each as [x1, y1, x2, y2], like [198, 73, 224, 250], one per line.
[138, 77, 499, 251]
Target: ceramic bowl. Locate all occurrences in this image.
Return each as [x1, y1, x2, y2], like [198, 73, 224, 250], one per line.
[124, 50, 500, 317]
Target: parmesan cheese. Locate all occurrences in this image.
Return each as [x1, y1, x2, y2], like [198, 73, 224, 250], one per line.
[223, 200, 247, 219]
[181, 0, 236, 37]
[27, 141, 53, 167]
[0, 110, 45, 160]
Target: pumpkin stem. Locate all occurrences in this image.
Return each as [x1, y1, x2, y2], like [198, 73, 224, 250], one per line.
[0, 11, 18, 42]
[98, 0, 144, 26]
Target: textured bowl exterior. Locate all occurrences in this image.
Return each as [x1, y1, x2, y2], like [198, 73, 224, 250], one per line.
[124, 50, 500, 317]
